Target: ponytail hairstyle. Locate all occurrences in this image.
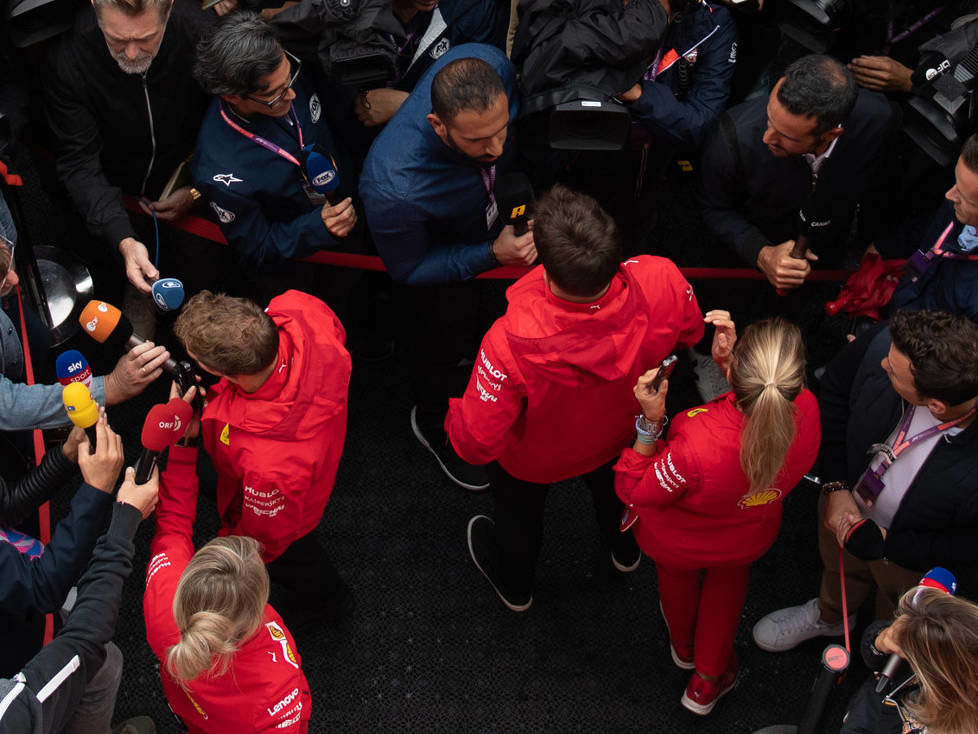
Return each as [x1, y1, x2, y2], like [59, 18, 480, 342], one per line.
[166, 536, 269, 682]
[728, 318, 806, 495]
[895, 589, 978, 734]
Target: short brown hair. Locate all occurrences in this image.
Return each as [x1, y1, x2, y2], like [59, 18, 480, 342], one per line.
[890, 309, 978, 405]
[961, 133, 978, 175]
[92, 0, 170, 19]
[173, 291, 278, 375]
[532, 185, 623, 298]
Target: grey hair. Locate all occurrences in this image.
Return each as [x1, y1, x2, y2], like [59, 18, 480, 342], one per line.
[193, 13, 284, 97]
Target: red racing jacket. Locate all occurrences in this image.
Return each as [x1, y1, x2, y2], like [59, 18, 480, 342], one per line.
[201, 290, 351, 562]
[614, 390, 820, 567]
[446, 256, 704, 483]
[144, 445, 312, 733]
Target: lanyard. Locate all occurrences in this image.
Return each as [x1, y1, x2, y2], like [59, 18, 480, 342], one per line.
[219, 103, 304, 168]
[918, 220, 978, 267]
[869, 404, 975, 477]
[479, 165, 496, 203]
[884, 3, 945, 54]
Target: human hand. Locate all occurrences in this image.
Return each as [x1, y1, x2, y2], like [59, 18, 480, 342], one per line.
[260, 0, 296, 19]
[320, 197, 357, 238]
[141, 187, 196, 223]
[704, 310, 736, 378]
[104, 341, 171, 405]
[355, 88, 409, 127]
[634, 367, 669, 423]
[61, 426, 88, 464]
[116, 466, 159, 519]
[492, 224, 536, 266]
[847, 56, 913, 93]
[757, 240, 818, 291]
[119, 238, 159, 294]
[77, 413, 125, 493]
[211, 0, 237, 15]
[873, 619, 905, 658]
[169, 381, 203, 442]
[618, 83, 642, 103]
[824, 489, 861, 544]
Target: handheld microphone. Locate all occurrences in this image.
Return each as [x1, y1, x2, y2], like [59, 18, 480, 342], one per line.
[134, 400, 193, 484]
[62, 382, 99, 451]
[875, 567, 956, 693]
[151, 278, 185, 312]
[494, 173, 535, 236]
[55, 349, 93, 388]
[913, 51, 953, 87]
[776, 208, 814, 296]
[302, 144, 341, 204]
[79, 300, 183, 376]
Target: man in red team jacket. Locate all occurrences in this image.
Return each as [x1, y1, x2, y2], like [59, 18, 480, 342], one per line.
[446, 185, 705, 611]
[174, 289, 351, 606]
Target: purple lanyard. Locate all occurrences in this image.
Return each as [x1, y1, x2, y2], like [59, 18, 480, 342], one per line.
[870, 404, 975, 478]
[884, 3, 945, 54]
[479, 165, 496, 203]
[219, 103, 304, 168]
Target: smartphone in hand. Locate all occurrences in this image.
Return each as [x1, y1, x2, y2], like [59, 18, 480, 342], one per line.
[650, 354, 678, 391]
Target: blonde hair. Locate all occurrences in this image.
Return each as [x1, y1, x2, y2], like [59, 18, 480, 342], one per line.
[728, 318, 806, 495]
[166, 536, 269, 682]
[896, 589, 978, 734]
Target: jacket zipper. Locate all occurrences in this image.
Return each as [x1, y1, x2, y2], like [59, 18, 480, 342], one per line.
[140, 72, 157, 198]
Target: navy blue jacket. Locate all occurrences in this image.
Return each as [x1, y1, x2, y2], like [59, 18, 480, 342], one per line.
[819, 325, 978, 574]
[890, 200, 978, 324]
[359, 43, 519, 285]
[192, 76, 359, 266]
[627, 1, 737, 149]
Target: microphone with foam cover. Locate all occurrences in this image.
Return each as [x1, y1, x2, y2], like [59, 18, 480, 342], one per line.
[78, 299, 182, 376]
[494, 173, 535, 236]
[302, 144, 341, 203]
[56, 349, 93, 389]
[151, 278, 185, 312]
[62, 382, 99, 450]
[134, 400, 192, 484]
[875, 567, 956, 693]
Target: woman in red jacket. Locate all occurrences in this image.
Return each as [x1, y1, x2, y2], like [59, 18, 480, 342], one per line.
[615, 314, 820, 716]
[143, 388, 312, 733]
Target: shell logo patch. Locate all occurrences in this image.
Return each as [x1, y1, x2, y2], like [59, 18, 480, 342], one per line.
[219, 423, 230, 446]
[686, 408, 709, 418]
[738, 488, 782, 509]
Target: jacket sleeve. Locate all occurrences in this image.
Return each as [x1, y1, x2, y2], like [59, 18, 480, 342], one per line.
[445, 331, 524, 465]
[667, 262, 706, 350]
[696, 115, 772, 266]
[0, 375, 106, 432]
[42, 52, 134, 247]
[883, 491, 978, 572]
[362, 186, 495, 285]
[627, 15, 737, 148]
[0, 448, 77, 528]
[0, 502, 141, 734]
[0, 483, 114, 616]
[613, 433, 696, 508]
[549, 0, 667, 66]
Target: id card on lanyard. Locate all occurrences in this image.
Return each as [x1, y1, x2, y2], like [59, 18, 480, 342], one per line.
[480, 165, 498, 230]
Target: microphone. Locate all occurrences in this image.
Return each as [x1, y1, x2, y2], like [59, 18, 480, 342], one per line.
[494, 173, 535, 236]
[55, 349, 93, 388]
[134, 400, 193, 484]
[875, 567, 957, 693]
[62, 382, 99, 450]
[78, 299, 182, 376]
[151, 278, 185, 312]
[912, 51, 953, 87]
[302, 144, 341, 204]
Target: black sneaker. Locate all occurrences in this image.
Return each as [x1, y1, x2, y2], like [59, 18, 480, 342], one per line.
[411, 406, 489, 491]
[610, 532, 642, 572]
[467, 515, 532, 612]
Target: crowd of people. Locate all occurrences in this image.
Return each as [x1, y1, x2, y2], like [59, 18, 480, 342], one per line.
[3, 0, 978, 731]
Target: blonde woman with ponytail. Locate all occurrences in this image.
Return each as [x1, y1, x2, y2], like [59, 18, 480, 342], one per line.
[143, 386, 311, 733]
[614, 313, 820, 716]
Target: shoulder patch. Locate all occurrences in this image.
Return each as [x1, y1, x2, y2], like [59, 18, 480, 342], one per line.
[219, 423, 230, 446]
[686, 407, 709, 418]
[265, 621, 299, 669]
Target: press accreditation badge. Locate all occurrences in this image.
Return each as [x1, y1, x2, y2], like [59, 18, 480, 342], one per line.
[485, 199, 498, 230]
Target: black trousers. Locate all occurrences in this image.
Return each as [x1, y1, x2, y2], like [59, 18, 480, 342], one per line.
[487, 459, 637, 595]
[266, 531, 343, 601]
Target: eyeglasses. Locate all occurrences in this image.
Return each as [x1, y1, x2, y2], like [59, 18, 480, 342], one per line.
[0, 235, 15, 297]
[244, 51, 302, 109]
[882, 674, 925, 734]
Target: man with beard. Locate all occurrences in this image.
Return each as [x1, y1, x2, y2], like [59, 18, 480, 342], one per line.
[360, 44, 535, 492]
[44, 0, 225, 310]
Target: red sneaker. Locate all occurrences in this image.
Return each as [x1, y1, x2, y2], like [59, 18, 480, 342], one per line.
[680, 656, 738, 716]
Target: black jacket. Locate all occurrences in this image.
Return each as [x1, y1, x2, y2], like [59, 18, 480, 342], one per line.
[697, 88, 896, 266]
[43, 2, 212, 247]
[0, 448, 77, 529]
[819, 324, 978, 574]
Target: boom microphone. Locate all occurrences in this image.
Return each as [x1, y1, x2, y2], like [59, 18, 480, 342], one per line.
[494, 173, 535, 236]
[875, 567, 957, 693]
[302, 144, 341, 203]
[79, 300, 181, 375]
[62, 382, 99, 450]
[134, 401, 192, 484]
[151, 278, 185, 312]
[55, 349, 92, 388]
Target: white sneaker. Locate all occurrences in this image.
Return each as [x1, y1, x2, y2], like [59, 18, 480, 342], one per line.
[752, 598, 855, 652]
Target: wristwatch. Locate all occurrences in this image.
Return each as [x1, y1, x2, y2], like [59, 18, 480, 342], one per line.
[821, 481, 850, 496]
[635, 414, 667, 444]
[189, 187, 202, 202]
